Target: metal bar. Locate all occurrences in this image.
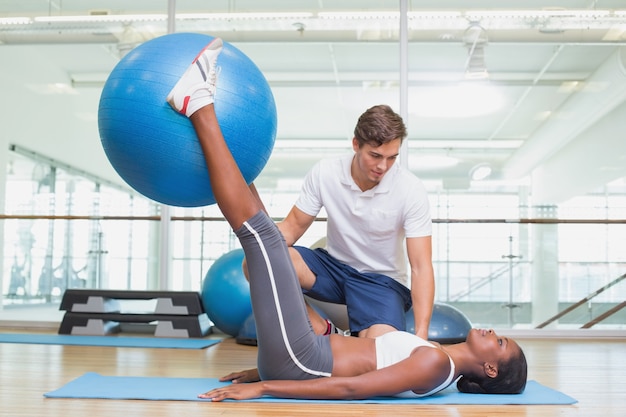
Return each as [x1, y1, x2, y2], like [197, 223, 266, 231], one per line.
[1, 214, 625, 224]
[536, 273, 626, 328]
[581, 301, 626, 329]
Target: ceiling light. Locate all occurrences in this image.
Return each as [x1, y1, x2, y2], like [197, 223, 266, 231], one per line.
[412, 140, 522, 149]
[178, 12, 313, 20]
[410, 83, 504, 118]
[0, 17, 32, 25]
[317, 12, 398, 20]
[465, 9, 611, 19]
[409, 155, 460, 171]
[3, 9, 621, 31]
[408, 12, 463, 19]
[273, 140, 350, 149]
[34, 14, 167, 23]
[465, 47, 489, 80]
[463, 23, 489, 80]
[470, 163, 492, 181]
[26, 83, 77, 95]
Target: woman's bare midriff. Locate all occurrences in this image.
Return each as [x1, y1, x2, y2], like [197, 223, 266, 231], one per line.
[329, 334, 377, 377]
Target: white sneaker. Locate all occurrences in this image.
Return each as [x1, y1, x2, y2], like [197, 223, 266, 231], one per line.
[166, 37, 223, 117]
[324, 319, 349, 336]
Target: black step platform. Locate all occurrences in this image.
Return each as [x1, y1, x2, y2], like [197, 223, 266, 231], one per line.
[58, 289, 212, 338]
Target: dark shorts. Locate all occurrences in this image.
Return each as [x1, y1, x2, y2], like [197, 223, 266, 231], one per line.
[294, 247, 412, 333]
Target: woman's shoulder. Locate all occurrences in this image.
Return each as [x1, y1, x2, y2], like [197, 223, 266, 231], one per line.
[411, 343, 449, 365]
[403, 345, 455, 397]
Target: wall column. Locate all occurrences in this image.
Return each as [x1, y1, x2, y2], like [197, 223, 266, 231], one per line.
[0, 139, 7, 310]
[531, 204, 560, 327]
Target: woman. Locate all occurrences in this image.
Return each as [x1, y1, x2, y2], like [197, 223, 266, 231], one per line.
[166, 37, 527, 402]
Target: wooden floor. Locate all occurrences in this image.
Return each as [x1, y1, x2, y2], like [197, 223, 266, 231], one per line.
[0, 329, 625, 417]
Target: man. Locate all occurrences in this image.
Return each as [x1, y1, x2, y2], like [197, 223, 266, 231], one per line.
[275, 104, 435, 339]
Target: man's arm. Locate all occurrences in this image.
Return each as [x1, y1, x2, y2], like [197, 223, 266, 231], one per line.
[277, 205, 316, 246]
[406, 236, 435, 340]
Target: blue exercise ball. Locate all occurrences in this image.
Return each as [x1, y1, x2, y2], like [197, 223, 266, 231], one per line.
[406, 302, 472, 344]
[236, 312, 258, 346]
[235, 301, 332, 346]
[201, 249, 252, 337]
[98, 33, 277, 207]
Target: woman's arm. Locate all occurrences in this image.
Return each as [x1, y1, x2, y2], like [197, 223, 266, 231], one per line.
[201, 347, 451, 401]
[219, 368, 260, 384]
[200, 375, 401, 402]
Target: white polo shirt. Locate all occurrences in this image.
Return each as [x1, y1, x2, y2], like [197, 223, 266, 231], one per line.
[295, 155, 432, 287]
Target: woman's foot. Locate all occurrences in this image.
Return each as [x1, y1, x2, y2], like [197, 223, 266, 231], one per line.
[166, 37, 223, 116]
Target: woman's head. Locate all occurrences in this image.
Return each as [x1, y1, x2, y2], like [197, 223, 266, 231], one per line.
[353, 105, 407, 148]
[458, 329, 528, 394]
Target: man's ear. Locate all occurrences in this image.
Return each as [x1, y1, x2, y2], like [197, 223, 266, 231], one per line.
[483, 362, 499, 379]
[352, 137, 359, 151]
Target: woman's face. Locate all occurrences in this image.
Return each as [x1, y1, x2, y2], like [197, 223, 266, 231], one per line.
[466, 328, 519, 366]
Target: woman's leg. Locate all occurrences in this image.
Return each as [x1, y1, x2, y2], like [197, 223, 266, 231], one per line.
[167, 38, 333, 380]
[166, 37, 259, 230]
[189, 105, 262, 230]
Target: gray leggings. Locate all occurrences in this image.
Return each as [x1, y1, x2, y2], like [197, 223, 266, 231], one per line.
[234, 211, 334, 380]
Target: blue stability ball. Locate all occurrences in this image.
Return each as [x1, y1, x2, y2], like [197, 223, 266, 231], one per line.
[236, 312, 258, 346]
[98, 33, 277, 207]
[201, 249, 252, 337]
[406, 303, 473, 344]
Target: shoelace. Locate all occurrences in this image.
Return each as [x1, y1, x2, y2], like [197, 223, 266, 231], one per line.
[207, 66, 221, 96]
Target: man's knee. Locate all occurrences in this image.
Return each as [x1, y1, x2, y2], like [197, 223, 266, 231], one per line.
[357, 324, 397, 338]
[243, 249, 314, 287]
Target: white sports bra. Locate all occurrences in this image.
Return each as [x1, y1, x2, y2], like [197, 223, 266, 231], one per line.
[375, 331, 457, 398]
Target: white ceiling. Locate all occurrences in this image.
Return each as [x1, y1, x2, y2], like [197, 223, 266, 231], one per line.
[1, 0, 626, 205]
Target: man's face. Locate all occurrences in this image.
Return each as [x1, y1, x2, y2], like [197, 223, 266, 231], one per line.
[351, 137, 401, 189]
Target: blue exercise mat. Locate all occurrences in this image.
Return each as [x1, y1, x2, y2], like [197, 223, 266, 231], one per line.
[0, 333, 220, 349]
[44, 372, 577, 405]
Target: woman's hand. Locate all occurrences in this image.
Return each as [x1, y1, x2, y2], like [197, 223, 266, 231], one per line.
[199, 381, 264, 401]
[219, 368, 260, 383]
